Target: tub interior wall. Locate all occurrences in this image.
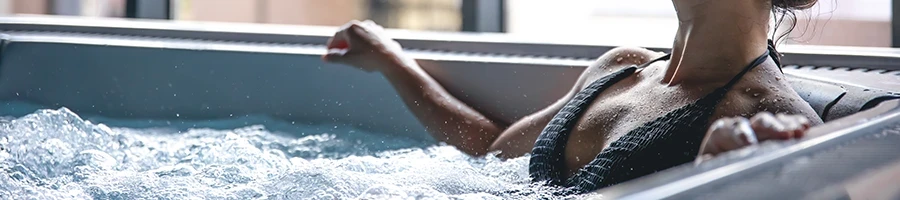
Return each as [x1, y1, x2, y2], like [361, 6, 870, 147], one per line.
[0, 30, 897, 140]
[0, 40, 584, 139]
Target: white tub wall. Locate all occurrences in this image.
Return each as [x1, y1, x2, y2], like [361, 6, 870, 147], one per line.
[0, 37, 581, 139]
[0, 41, 428, 138]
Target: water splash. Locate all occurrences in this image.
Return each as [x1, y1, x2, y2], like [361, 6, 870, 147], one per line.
[0, 107, 565, 199]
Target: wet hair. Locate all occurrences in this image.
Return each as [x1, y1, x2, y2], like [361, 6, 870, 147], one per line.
[770, 0, 819, 45]
[773, 0, 818, 10]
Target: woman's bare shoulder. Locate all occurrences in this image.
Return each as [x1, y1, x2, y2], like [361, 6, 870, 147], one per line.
[734, 63, 824, 125]
[581, 46, 667, 78]
[593, 47, 666, 69]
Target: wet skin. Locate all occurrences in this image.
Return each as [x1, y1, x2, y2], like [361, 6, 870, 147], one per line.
[323, 18, 821, 176]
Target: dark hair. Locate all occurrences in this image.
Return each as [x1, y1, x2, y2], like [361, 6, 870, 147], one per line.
[773, 0, 818, 10]
[770, 0, 819, 45]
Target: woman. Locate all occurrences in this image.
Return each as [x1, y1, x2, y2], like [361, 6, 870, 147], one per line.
[323, 0, 822, 194]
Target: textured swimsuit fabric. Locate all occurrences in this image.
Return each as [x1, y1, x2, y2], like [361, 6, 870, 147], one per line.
[529, 49, 774, 195]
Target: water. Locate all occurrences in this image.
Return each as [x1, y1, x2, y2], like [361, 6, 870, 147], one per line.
[0, 103, 566, 199]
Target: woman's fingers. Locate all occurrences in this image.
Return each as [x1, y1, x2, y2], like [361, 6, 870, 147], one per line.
[701, 117, 756, 156]
[322, 20, 403, 73]
[776, 113, 810, 138]
[323, 33, 351, 62]
[750, 112, 791, 140]
[323, 22, 356, 63]
[750, 112, 811, 141]
[323, 21, 380, 64]
[699, 113, 812, 161]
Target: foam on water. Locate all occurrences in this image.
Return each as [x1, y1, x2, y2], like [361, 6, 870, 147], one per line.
[0, 107, 568, 199]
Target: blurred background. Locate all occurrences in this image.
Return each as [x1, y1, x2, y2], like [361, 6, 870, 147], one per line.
[0, 0, 889, 47]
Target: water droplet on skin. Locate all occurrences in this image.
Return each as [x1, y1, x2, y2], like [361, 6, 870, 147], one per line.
[745, 88, 751, 92]
[753, 93, 760, 97]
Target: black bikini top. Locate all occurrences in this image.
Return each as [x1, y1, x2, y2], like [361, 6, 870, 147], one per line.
[528, 40, 781, 195]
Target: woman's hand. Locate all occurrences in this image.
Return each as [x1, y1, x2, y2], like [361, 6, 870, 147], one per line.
[697, 112, 812, 160]
[322, 20, 405, 72]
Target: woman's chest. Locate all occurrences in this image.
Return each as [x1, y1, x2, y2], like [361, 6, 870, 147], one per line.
[558, 77, 718, 175]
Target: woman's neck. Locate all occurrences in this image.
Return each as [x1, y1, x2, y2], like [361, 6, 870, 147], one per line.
[664, 0, 772, 86]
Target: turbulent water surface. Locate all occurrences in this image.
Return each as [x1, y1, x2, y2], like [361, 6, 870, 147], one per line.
[0, 104, 570, 199]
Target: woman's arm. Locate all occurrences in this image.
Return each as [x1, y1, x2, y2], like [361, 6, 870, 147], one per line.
[323, 21, 660, 157]
[323, 20, 506, 156]
[380, 52, 508, 156]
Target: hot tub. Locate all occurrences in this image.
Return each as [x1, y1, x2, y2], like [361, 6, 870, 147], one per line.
[0, 16, 898, 199]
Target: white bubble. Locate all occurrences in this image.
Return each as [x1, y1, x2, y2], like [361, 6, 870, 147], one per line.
[0, 105, 561, 199]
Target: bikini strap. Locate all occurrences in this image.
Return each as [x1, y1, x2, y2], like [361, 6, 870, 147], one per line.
[639, 40, 779, 72]
[636, 53, 672, 69]
[721, 49, 771, 90]
[767, 39, 783, 73]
